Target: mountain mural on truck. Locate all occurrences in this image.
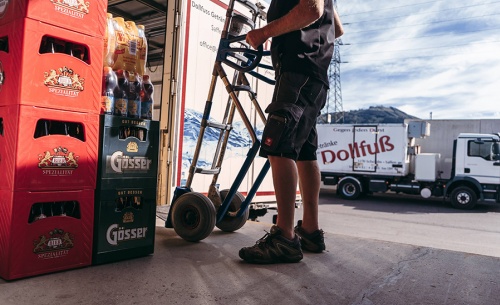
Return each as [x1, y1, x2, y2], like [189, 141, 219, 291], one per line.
[182, 108, 264, 170]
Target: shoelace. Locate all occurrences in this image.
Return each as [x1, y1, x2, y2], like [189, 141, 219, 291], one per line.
[256, 231, 271, 244]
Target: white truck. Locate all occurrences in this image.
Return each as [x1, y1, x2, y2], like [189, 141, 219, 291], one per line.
[317, 121, 500, 209]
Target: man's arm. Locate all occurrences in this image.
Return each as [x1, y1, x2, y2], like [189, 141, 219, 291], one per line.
[333, 8, 344, 39]
[246, 0, 324, 49]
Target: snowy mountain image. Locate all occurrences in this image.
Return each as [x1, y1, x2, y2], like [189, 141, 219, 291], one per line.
[181, 108, 264, 182]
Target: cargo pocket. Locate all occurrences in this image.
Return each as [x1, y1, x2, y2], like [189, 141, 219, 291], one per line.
[261, 103, 304, 153]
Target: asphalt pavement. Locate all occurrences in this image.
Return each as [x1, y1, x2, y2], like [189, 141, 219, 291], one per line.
[0, 199, 499, 305]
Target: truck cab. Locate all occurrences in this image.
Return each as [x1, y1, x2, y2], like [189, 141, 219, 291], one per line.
[446, 133, 500, 209]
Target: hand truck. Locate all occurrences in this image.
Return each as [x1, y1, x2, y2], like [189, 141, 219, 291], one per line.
[165, 0, 275, 241]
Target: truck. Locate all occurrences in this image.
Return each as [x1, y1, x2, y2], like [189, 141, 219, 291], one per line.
[317, 121, 500, 209]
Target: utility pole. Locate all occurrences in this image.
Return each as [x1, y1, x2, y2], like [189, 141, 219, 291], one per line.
[321, 0, 344, 124]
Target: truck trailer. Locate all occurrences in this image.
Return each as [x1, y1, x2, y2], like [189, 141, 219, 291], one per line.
[317, 121, 500, 209]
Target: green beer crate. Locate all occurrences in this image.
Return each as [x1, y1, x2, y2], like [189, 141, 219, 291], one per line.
[92, 187, 156, 265]
[97, 115, 159, 189]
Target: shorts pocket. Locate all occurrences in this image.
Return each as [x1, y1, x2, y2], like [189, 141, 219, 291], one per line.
[261, 114, 287, 152]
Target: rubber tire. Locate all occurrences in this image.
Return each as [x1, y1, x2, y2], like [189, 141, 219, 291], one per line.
[171, 192, 216, 242]
[450, 186, 477, 210]
[216, 190, 249, 232]
[338, 178, 362, 200]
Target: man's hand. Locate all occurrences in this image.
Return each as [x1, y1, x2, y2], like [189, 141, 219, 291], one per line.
[246, 28, 268, 49]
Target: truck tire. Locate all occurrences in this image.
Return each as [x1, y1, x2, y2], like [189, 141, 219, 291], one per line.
[338, 178, 362, 200]
[450, 186, 477, 210]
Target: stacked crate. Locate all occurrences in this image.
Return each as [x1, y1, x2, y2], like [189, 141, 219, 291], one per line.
[0, 0, 107, 280]
[93, 115, 160, 265]
[92, 13, 159, 265]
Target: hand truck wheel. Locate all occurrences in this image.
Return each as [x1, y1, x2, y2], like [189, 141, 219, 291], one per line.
[171, 192, 216, 242]
[216, 190, 249, 232]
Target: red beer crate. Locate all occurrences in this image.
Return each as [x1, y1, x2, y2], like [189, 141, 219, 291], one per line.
[0, 0, 107, 38]
[0, 18, 102, 114]
[0, 189, 94, 280]
[0, 105, 99, 191]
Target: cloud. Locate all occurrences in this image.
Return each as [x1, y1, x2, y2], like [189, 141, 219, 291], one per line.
[336, 0, 500, 120]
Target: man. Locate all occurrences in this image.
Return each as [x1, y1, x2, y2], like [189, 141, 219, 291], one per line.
[239, 0, 344, 264]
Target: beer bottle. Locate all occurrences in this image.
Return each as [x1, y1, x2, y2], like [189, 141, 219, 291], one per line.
[59, 201, 67, 216]
[29, 204, 38, 223]
[132, 196, 142, 210]
[101, 67, 117, 115]
[64, 201, 76, 218]
[137, 128, 145, 141]
[39, 36, 53, 54]
[141, 75, 153, 120]
[34, 120, 49, 138]
[116, 197, 125, 212]
[34, 203, 47, 221]
[66, 122, 84, 141]
[67, 42, 88, 63]
[114, 69, 128, 116]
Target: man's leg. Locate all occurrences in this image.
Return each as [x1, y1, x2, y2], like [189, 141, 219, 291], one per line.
[269, 155, 298, 240]
[238, 155, 303, 264]
[297, 160, 320, 233]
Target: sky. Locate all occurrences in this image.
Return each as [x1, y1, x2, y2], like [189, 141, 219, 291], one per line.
[332, 0, 500, 120]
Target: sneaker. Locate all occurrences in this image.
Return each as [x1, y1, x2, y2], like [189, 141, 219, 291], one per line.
[239, 225, 303, 264]
[294, 220, 326, 253]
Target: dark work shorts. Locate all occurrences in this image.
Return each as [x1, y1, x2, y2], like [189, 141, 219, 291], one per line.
[259, 71, 327, 161]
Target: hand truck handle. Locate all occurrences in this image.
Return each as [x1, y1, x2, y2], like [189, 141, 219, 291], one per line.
[217, 34, 264, 73]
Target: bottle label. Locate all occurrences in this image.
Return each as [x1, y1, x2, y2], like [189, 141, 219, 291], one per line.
[141, 100, 153, 120]
[127, 99, 141, 118]
[114, 98, 128, 116]
[102, 95, 115, 114]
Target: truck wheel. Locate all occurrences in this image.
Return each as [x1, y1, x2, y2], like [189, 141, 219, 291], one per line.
[171, 192, 216, 242]
[338, 178, 362, 200]
[216, 190, 249, 232]
[450, 186, 477, 210]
